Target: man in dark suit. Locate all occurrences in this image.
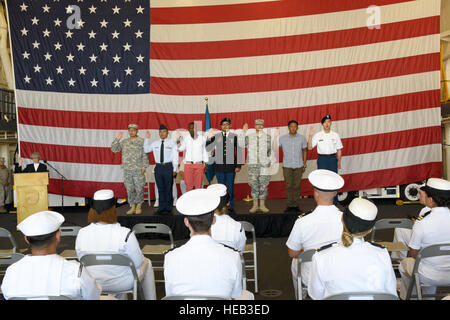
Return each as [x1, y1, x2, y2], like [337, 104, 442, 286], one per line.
[206, 118, 243, 213]
[14, 152, 48, 173]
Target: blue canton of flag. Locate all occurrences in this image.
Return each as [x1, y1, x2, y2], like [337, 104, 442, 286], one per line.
[7, 0, 150, 94]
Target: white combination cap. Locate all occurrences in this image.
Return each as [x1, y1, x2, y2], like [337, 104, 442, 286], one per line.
[17, 211, 65, 237]
[93, 189, 114, 201]
[308, 169, 344, 191]
[420, 178, 450, 199]
[343, 198, 378, 233]
[207, 184, 227, 197]
[176, 189, 220, 216]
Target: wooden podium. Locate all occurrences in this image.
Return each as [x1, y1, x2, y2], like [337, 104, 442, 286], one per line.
[13, 172, 49, 225]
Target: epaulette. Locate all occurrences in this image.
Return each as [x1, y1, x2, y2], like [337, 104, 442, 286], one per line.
[163, 247, 177, 255]
[222, 243, 240, 253]
[125, 230, 133, 242]
[298, 210, 313, 219]
[316, 242, 336, 252]
[417, 210, 431, 221]
[369, 242, 386, 249]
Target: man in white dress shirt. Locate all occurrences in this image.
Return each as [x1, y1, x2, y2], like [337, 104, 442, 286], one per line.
[75, 189, 156, 300]
[308, 198, 397, 300]
[1, 211, 101, 300]
[308, 115, 343, 205]
[286, 169, 345, 299]
[144, 124, 178, 214]
[398, 178, 450, 300]
[177, 122, 209, 192]
[164, 188, 254, 299]
[208, 183, 246, 252]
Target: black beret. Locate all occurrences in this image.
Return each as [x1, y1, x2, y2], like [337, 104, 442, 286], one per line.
[220, 118, 231, 125]
[159, 124, 168, 130]
[321, 115, 331, 124]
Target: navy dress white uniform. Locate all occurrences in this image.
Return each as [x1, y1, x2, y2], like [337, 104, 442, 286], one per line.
[164, 188, 253, 299]
[308, 198, 397, 300]
[208, 184, 246, 252]
[1, 211, 101, 300]
[399, 178, 450, 300]
[75, 190, 156, 300]
[144, 124, 179, 213]
[286, 169, 345, 298]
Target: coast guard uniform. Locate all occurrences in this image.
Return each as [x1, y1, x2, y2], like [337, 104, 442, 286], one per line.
[308, 198, 397, 300]
[164, 188, 253, 299]
[208, 184, 246, 252]
[286, 169, 344, 298]
[1, 211, 101, 300]
[399, 178, 450, 299]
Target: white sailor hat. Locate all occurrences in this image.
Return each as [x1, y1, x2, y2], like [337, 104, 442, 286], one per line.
[420, 178, 450, 198]
[176, 189, 220, 216]
[207, 184, 227, 197]
[308, 169, 344, 191]
[17, 211, 65, 237]
[92, 189, 115, 214]
[343, 198, 378, 233]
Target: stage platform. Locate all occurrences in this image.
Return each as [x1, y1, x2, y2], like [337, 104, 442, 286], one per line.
[117, 198, 319, 240]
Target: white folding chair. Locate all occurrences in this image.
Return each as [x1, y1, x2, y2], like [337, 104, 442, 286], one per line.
[239, 221, 258, 293]
[0, 227, 18, 254]
[79, 253, 144, 300]
[59, 226, 82, 260]
[370, 218, 413, 268]
[162, 295, 229, 300]
[296, 249, 316, 300]
[324, 292, 399, 300]
[405, 243, 450, 300]
[132, 223, 174, 284]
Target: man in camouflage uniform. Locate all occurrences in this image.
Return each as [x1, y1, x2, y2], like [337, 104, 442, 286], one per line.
[0, 157, 9, 213]
[239, 119, 274, 213]
[111, 124, 149, 215]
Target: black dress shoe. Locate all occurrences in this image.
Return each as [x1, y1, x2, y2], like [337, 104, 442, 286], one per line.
[285, 206, 300, 213]
[155, 209, 165, 215]
[227, 208, 235, 214]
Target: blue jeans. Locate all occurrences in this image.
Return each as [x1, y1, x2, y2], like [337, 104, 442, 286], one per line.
[215, 171, 236, 209]
[317, 155, 339, 205]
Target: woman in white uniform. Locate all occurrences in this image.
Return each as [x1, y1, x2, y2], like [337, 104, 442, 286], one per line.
[75, 189, 156, 300]
[308, 198, 397, 300]
[208, 183, 246, 252]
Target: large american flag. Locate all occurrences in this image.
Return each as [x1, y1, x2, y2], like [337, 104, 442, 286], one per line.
[6, 0, 442, 199]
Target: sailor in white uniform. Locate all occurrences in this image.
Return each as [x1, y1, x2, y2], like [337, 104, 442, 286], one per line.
[208, 183, 246, 252]
[398, 178, 450, 300]
[308, 198, 397, 300]
[75, 189, 156, 300]
[392, 185, 431, 260]
[1, 211, 101, 300]
[164, 188, 254, 299]
[286, 169, 345, 299]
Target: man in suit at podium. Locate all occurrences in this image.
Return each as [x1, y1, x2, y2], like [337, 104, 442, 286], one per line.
[14, 152, 48, 173]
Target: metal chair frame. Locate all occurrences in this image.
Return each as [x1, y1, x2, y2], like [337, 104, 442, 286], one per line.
[324, 292, 399, 300]
[296, 249, 316, 300]
[0, 227, 18, 254]
[239, 221, 258, 293]
[59, 226, 82, 260]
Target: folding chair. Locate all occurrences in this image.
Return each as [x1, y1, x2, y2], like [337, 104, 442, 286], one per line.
[132, 223, 174, 283]
[59, 226, 82, 260]
[239, 221, 258, 293]
[0, 227, 18, 254]
[370, 218, 413, 268]
[9, 295, 74, 300]
[324, 292, 399, 300]
[79, 253, 144, 300]
[296, 249, 316, 300]
[405, 243, 450, 300]
[162, 295, 229, 300]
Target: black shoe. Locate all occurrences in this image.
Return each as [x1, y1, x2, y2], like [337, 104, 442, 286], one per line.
[155, 209, 165, 215]
[285, 206, 300, 213]
[227, 208, 235, 214]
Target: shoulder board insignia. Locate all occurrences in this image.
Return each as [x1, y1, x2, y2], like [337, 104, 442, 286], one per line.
[316, 242, 336, 252]
[163, 247, 177, 255]
[222, 244, 240, 253]
[419, 210, 432, 220]
[369, 242, 386, 249]
[298, 210, 313, 219]
[125, 230, 133, 242]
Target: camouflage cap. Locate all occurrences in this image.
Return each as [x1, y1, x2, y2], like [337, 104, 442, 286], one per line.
[128, 124, 138, 130]
[255, 119, 264, 125]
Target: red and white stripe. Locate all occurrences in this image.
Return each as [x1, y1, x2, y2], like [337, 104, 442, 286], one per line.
[15, 0, 442, 199]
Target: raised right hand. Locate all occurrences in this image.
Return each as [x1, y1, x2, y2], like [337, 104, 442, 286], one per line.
[18, 157, 22, 166]
[308, 126, 314, 137]
[117, 132, 123, 140]
[243, 123, 248, 132]
[145, 131, 151, 139]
